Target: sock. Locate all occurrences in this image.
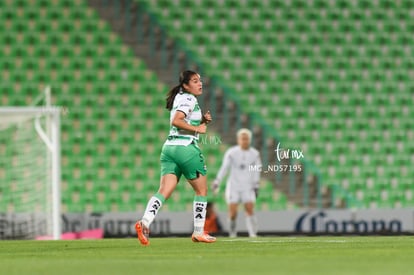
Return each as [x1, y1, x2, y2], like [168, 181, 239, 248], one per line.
[246, 215, 258, 237]
[141, 193, 165, 228]
[228, 218, 237, 237]
[193, 196, 207, 234]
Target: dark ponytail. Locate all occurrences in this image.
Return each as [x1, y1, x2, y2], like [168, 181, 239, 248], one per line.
[165, 70, 198, 111]
[165, 85, 181, 111]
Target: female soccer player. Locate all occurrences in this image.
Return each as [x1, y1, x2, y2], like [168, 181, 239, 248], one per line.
[212, 129, 262, 237]
[135, 70, 216, 245]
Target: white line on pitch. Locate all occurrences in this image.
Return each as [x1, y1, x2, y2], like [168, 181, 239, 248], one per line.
[222, 239, 348, 243]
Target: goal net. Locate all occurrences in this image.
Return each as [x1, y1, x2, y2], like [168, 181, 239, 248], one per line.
[0, 107, 61, 240]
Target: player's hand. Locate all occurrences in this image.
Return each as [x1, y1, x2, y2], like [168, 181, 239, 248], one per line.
[202, 111, 212, 124]
[212, 180, 219, 195]
[196, 123, 207, 134]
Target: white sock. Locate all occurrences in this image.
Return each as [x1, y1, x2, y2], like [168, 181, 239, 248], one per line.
[141, 193, 165, 228]
[246, 215, 258, 237]
[228, 218, 237, 237]
[193, 196, 207, 234]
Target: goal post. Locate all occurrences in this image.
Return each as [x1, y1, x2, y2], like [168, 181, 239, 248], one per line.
[0, 106, 61, 240]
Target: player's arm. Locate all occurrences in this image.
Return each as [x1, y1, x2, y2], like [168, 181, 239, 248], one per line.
[212, 150, 231, 194]
[172, 110, 207, 134]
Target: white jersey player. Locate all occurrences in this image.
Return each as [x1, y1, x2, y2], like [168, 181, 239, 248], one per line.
[212, 128, 261, 237]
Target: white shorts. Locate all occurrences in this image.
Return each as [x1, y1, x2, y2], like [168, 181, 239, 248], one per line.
[225, 188, 256, 204]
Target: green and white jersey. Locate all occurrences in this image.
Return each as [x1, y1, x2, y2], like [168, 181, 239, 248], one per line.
[165, 91, 202, 146]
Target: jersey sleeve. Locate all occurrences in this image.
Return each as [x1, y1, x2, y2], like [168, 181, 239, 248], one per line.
[175, 95, 196, 117]
[215, 149, 232, 184]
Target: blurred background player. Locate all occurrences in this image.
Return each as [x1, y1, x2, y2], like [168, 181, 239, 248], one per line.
[135, 70, 216, 245]
[212, 129, 261, 238]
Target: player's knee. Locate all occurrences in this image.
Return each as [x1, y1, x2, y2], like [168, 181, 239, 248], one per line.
[229, 208, 238, 220]
[245, 203, 254, 215]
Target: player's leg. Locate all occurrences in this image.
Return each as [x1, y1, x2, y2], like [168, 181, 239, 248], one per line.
[136, 174, 178, 246]
[185, 144, 215, 243]
[188, 173, 208, 236]
[136, 145, 180, 246]
[184, 143, 216, 243]
[243, 190, 258, 237]
[226, 187, 239, 237]
[244, 202, 258, 237]
[188, 175, 216, 243]
[142, 173, 178, 226]
[228, 202, 238, 238]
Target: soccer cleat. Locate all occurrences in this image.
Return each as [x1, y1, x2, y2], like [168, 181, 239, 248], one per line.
[191, 231, 217, 243]
[135, 221, 150, 246]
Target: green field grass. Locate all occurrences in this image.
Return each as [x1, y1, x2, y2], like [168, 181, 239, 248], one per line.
[0, 237, 413, 275]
